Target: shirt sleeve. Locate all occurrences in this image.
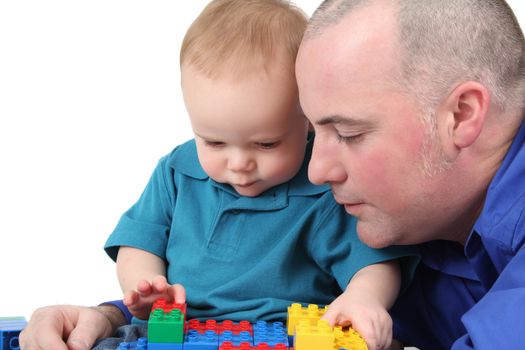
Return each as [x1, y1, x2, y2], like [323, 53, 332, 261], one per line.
[99, 300, 133, 325]
[308, 193, 420, 292]
[104, 153, 176, 261]
[451, 244, 525, 350]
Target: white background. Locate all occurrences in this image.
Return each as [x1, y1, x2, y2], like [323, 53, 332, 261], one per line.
[1, 1, 524, 320]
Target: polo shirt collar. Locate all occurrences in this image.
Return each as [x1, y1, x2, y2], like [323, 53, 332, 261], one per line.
[170, 137, 329, 203]
[171, 139, 208, 180]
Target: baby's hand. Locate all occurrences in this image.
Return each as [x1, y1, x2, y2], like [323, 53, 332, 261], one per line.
[123, 275, 186, 320]
[322, 290, 393, 350]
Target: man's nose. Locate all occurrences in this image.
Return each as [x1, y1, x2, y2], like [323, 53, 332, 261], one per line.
[308, 137, 347, 185]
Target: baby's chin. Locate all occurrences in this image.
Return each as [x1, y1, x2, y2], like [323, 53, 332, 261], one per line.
[232, 182, 267, 197]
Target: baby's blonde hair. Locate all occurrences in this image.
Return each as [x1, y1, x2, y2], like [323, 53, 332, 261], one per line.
[180, 0, 308, 79]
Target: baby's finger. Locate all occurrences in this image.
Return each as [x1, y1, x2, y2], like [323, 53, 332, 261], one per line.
[353, 321, 378, 350]
[123, 290, 139, 307]
[319, 308, 338, 327]
[152, 276, 169, 294]
[171, 284, 186, 304]
[377, 316, 393, 350]
[136, 280, 154, 296]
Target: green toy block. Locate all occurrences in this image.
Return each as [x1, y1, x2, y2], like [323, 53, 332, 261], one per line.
[147, 308, 184, 343]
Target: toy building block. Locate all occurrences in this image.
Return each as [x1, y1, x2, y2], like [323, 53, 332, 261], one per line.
[152, 299, 187, 322]
[286, 303, 327, 336]
[294, 319, 334, 350]
[147, 343, 182, 350]
[218, 320, 253, 335]
[219, 342, 288, 350]
[183, 329, 219, 350]
[148, 308, 184, 343]
[252, 321, 288, 347]
[218, 342, 250, 350]
[333, 326, 367, 350]
[117, 337, 148, 350]
[186, 319, 218, 334]
[218, 330, 252, 346]
[0, 316, 27, 350]
[187, 320, 253, 335]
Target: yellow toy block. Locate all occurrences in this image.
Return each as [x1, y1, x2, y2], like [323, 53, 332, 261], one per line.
[286, 302, 368, 349]
[333, 326, 368, 350]
[295, 319, 335, 350]
[286, 303, 328, 336]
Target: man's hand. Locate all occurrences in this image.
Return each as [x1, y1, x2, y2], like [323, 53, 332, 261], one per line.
[20, 304, 125, 350]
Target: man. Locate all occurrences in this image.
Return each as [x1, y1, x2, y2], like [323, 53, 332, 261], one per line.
[20, 0, 525, 349]
[299, 0, 525, 349]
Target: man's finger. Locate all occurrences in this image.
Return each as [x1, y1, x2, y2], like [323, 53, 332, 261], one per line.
[66, 308, 112, 350]
[19, 307, 70, 350]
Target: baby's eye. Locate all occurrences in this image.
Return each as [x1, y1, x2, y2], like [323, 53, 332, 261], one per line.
[204, 140, 225, 148]
[256, 141, 281, 149]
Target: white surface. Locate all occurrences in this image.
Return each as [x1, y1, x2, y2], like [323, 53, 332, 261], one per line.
[1, 1, 524, 321]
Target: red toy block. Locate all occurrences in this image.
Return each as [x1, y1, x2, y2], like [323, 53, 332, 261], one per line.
[186, 319, 219, 333]
[152, 299, 187, 317]
[186, 319, 253, 335]
[219, 342, 288, 350]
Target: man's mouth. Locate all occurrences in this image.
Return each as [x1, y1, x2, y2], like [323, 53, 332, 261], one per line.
[343, 202, 365, 215]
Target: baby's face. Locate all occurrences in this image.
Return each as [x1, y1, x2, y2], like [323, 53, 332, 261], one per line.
[182, 64, 309, 197]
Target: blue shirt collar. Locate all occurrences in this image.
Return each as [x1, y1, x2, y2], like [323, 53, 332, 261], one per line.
[420, 240, 479, 281]
[421, 120, 525, 283]
[472, 120, 525, 248]
[462, 120, 525, 287]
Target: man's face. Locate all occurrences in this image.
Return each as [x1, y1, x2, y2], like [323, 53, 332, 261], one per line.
[296, 8, 456, 248]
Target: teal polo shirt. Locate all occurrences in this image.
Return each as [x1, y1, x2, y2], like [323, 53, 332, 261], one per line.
[105, 138, 416, 322]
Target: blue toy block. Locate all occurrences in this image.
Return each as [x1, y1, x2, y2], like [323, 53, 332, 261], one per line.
[253, 321, 288, 347]
[0, 317, 27, 350]
[218, 330, 252, 346]
[117, 337, 148, 350]
[288, 334, 294, 347]
[148, 342, 183, 350]
[183, 329, 219, 350]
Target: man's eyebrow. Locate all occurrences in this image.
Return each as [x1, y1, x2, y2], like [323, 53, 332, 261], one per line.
[316, 115, 369, 126]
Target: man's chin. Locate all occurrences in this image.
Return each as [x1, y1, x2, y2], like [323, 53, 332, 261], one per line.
[355, 221, 396, 248]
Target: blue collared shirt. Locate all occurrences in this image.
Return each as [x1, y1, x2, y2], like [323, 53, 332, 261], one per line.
[105, 138, 417, 322]
[391, 121, 525, 349]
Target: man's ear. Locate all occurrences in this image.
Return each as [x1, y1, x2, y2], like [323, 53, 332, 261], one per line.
[438, 81, 490, 156]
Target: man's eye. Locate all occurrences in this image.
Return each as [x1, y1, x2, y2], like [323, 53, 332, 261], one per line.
[204, 140, 225, 148]
[256, 141, 281, 149]
[336, 133, 363, 144]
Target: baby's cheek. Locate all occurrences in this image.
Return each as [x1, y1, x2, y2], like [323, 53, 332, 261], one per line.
[199, 156, 222, 181]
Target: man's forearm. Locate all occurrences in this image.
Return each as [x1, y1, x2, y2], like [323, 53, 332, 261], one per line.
[90, 304, 128, 333]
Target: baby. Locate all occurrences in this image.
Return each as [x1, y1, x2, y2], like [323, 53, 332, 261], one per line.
[104, 1, 417, 348]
